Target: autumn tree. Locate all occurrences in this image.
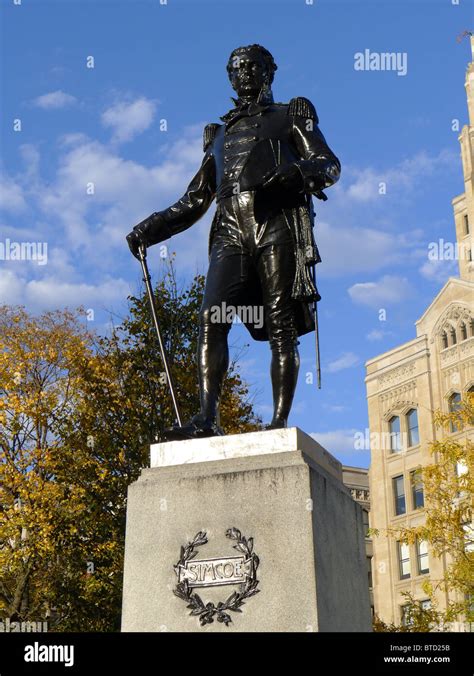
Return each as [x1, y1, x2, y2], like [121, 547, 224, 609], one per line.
[0, 263, 261, 631]
[0, 307, 96, 626]
[372, 394, 474, 632]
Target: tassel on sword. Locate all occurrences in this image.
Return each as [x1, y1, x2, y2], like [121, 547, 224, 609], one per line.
[311, 262, 322, 390]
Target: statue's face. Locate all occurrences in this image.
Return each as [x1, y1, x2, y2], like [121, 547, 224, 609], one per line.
[228, 53, 268, 98]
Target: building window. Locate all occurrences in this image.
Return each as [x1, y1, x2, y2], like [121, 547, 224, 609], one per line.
[470, 319, 474, 337]
[410, 469, 424, 510]
[460, 322, 468, 341]
[416, 539, 429, 574]
[401, 599, 430, 625]
[449, 392, 462, 432]
[393, 475, 406, 516]
[450, 327, 457, 345]
[449, 392, 461, 411]
[456, 460, 469, 498]
[398, 542, 410, 579]
[389, 415, 402, 453]
[441, 331, 448, 349]
[406, 409, 419, 447]
[362, 509, 370, 537]
[464, 214, 470, 235]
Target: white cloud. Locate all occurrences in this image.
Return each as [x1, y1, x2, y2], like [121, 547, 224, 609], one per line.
[0, 268, 131, 311]
[19, 144, 41, 182]
[348, 275, 411, 308]
[366, 329, 392, 341]
[323, 404, 348, 412]
[346, 149, 457, 203]
[316, 220, 418, 278]
[0, 269, 25, 304]
[419, 258, 458, 283]
[101, 97, 157, 143]
[26, 276, 130, 309]
[325, 352, 359, 373]
[0, 123, 209, 314]
[0, 176, 27, 213]
[32, 90, 77, 109]
[310, 429, 360, 454]
[34, 127, 207, 269]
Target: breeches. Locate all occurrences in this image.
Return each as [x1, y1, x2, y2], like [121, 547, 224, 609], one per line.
[200, 192, 299, 353]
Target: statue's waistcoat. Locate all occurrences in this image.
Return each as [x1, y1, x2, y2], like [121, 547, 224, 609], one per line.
[210, 104, 299, 201]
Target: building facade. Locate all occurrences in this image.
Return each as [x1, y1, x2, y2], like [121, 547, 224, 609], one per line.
[365, 37, 474, 626]
[342, 466, 374, 617]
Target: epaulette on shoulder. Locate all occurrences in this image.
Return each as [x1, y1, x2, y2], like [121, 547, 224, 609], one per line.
[287, 96, 319, 123]
[203, 123, 220, 151]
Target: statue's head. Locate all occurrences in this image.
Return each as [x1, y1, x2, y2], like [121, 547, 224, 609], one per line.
[227, 44, 277, 99]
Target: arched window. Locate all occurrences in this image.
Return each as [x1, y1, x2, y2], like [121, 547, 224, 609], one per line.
[450, 328, 457, 345]
[468, 386, 474, 426]
[441, 331, 448, 349]
[460, 322, 468, 341]
[449, 392, 462, 412]
[406, 409, 419, 447]
[470, 319, 474, 337]
[416, 539, 429, 575]
[389, 416, 402, 453]
[449, 392, 462, 433]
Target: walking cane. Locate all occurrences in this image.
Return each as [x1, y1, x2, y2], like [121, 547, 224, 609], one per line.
[137, 244, 183, 427]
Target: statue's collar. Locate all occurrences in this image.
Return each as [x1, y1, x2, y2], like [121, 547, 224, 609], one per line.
[231, 88, 274, 107]
[220, 90, 274, 124]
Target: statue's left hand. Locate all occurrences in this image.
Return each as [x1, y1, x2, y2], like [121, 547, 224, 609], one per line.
[262, 163, 303, 192]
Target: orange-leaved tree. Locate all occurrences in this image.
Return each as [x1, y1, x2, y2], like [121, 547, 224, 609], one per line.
[0, 266, 261, 631]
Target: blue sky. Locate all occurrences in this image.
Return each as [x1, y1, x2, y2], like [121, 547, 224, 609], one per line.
[0, 0, 472, 467]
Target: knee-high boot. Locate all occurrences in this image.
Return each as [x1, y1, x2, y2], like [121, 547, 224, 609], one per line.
[269, 345, 300, 428]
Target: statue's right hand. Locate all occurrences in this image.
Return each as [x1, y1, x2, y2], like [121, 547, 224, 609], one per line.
[126, 229, 142, 258]
[126, 212, 172, 258]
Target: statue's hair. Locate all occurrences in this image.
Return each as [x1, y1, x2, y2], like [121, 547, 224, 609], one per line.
[227, 44, 278, 83]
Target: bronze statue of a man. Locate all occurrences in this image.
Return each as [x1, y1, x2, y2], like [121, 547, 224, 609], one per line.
[127, 44, 340, 438]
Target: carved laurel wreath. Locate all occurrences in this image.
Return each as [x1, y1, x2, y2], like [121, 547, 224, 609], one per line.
[173, 528, 260, 627]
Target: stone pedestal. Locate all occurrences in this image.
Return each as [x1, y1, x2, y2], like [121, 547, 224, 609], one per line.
[121, 428, 372, 632]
